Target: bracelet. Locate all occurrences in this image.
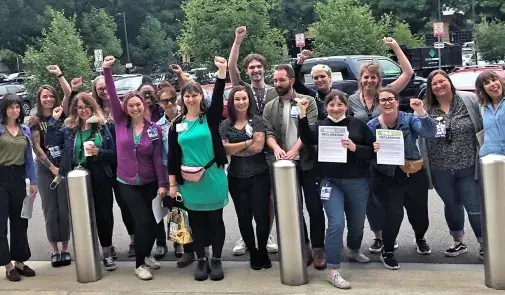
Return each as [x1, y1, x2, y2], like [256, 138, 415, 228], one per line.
[170, 184, 178, 187]
[57, 73, 64, 78]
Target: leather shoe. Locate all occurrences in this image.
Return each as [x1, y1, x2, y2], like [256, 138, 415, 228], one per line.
[313, 249, 327, 270]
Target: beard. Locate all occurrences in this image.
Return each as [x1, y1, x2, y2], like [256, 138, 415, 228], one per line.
[275, 84, 292, 96]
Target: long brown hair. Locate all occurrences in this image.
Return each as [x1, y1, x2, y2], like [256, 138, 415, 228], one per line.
[424, 70, 456, 112]
[36, 85, 61, 117]
[64, 92, 106, 129]
[358, 61, 382, 94]
[475, 70, 505, 106]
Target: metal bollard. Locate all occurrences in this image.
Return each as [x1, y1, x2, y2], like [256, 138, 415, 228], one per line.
[66, 169, 102, 283]
[272, 160, 309, 286]
[480, 155, 505, 290]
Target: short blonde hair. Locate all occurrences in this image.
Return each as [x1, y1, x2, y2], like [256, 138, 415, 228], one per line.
[311, 64, 332, 78]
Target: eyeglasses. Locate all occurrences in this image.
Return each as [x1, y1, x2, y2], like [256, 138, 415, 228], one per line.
[378, 97, 397, 105]
[76, 105, 92, 111]
[96, 87, 107, 93]
[160, 98, 176, 105]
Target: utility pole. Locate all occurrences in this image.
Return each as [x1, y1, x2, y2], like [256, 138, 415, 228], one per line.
[472, 0, 478, 65]
[437, 0, 442, 69]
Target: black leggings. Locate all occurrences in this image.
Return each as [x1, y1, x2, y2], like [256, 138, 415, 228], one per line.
[229, 172, 271, 251]
[188, 209, 225, 259]
[118, 181, 158, 268]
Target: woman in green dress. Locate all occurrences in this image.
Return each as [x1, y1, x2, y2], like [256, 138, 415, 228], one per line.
[168, 57, 229, 282]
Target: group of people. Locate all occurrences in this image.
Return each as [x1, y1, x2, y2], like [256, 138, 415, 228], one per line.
[1, 25, 504, 290]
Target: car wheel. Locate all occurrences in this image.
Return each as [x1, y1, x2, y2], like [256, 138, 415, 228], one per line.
[22, 101, 31, 116]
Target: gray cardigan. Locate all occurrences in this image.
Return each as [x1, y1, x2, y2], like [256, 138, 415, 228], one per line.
[418, 91, 483, 189]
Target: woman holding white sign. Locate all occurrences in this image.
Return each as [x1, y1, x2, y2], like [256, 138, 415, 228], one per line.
[298, 89, 375, 289]
[367, 88, 436, 270]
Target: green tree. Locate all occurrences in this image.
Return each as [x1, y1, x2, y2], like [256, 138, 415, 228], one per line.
[130, 15, 175, 70]
[392, 20, 426, 48]
[312, 0, 391, 56]
[23, 8, 92, 95]
[269, 0, 317, 38]
[179, 0, 284, 64]
[80, 8, 123, 57]
[475, 17, 505, 63]
[0, 49, 20, 72]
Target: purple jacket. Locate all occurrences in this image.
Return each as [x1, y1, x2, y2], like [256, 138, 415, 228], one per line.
[104, 67, 167, 188]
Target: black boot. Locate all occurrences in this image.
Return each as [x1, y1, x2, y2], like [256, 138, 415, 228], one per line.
[259, 248, 272, 269]
[209, 257, 224, 281]
[194, 258, 210, 281]
[249, 248, 261, 270]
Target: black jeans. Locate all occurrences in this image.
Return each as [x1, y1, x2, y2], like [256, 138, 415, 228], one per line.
[0, 165, 31, 266]
[118, 181, 158, 268]
[188, 208, 225, 259]
[113, 181, 135, 236]
[85, 161, 114, 248]
[295, 162, 325, 250]
[371, 167, 430, 253]
[156, 220, 167, 247]
[229, 172, 271, 252]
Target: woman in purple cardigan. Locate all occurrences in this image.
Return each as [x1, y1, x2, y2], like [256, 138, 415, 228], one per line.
[103, 56, 167, 281]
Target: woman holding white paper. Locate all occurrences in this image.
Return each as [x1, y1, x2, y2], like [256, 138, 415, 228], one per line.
[44, 93, 117, 272]
[298, 89, 375, 289]
[367, 88, 436, 270]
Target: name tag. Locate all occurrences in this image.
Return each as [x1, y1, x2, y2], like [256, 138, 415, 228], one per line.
[48, 146, 62, 158]
[245, 124, 253, 138]
[320, 183, 331, 201]
[436, 123, 446, 138]
[176, 122, 188, 133]
[290, 106, 300, 118]
[147, 127, 159, 141]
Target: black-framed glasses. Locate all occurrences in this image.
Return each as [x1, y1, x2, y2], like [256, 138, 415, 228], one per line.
[96, 87, 107, 93]
[76, 105, 92, 111]
[378, 97, 397, 105]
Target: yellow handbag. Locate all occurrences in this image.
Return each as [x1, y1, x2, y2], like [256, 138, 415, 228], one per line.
[167, 193, 193, 245]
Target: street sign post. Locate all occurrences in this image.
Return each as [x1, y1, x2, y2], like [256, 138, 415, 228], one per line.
[434, 42, 445, 49]
[433, 22, 444, 69]
[94, 49, 103, 62]
[295, 33, 305, 49]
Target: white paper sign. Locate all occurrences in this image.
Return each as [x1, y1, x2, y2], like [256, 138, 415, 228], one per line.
[152, 195, 169, 224]
[376, 129, 405, 165]
[318, 126, 348, 163]
[21, 196, 35, 219]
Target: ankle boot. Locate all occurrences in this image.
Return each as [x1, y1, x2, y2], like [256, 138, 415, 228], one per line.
[249, 248, 261, 270]
[259, 248, 272, 269]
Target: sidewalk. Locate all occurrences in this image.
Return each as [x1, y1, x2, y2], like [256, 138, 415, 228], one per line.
[0, 261, 500, 295]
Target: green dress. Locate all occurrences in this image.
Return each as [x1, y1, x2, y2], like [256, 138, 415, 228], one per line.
[178, 116, 228, 211]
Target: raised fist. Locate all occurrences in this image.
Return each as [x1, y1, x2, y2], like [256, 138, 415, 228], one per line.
[71, 77, 83, 91]
[46, 65, 62, 76]
[214, 56, 228, 69]
[235, 26, 247, 43]
[103, 56, 116, 68]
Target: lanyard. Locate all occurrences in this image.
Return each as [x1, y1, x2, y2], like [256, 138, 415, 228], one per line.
[252, 87, 267, 112]
[361, 92, 375, 120]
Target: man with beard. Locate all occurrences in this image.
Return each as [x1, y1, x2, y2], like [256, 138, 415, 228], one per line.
[262, 64, 327, 270]
[228, 25, 279, 256]
[229, 26, 278, 115]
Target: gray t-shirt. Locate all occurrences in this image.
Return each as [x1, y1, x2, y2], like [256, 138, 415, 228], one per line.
[219, 115, 269, 178]
[349, 92, 381, 123]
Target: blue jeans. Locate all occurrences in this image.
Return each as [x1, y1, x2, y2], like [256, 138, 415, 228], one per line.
[431, 165, 483, 242]
[321, 177, 369, 269]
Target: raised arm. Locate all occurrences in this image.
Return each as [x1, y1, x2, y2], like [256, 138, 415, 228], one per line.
[385, 37, 414, 93]
[229, 26, 247, 86]
[409, 99, 436, 139]
[207, 57, 227, 123]
[293, 50, 317, 97]
[102, 56, 125, 123]
[62, 78, 82, 116]
[171, 64, 193, 90]
[46, 65, 71, 99]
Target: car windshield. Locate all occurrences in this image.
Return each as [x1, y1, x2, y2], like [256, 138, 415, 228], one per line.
[114, 76, 143, 91]
[450, 72, 480, 88]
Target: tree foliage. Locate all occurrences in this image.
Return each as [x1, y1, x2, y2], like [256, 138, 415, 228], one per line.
[23, 8, 92, 96]
[80, 8, 123, 57]
[475, 17, 505, 63]
[312, 0, 391, 56]
[180, 0, 284, 65]
[392, 20, 426, 48]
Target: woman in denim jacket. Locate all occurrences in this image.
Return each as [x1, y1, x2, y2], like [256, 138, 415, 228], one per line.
[418, 70, 483, 260]
[45, 92, 117, 272]
[0, 94, 38, 282]
[367, 88, 436, 270]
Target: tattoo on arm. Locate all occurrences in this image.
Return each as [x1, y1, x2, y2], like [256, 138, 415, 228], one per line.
[32, 130, 54, 169]
[234, 132, 265, 157]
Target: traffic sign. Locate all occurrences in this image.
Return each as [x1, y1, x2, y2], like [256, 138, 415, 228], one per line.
[433, 22, 444, 38]
[434, 42, 445, 49]
[94, 49, 103, 62]
[125, 63, 133, 69]
[295, 33, 305, 48]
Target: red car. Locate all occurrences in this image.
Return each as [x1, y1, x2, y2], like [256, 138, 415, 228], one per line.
[449, 65, 505, 93]
[201, 83, 234, 119]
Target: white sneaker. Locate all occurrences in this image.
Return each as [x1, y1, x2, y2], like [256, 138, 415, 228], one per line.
[144, 256, 161, 269]
[348, 250, 370, 263]
[135, 265, 153, 280]
[328, 270, 351, 289]
[232, 238, 247, 256]
[266, 235, 279, 253]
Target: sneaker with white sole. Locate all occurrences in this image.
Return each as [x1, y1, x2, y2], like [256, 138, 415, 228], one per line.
[266, 235, 278, 253]
[135, 265, 153, 280]
[380, 251, 400, 270]
[232, 238, 247, 256]
[144, 256, 161, 269]
[444, 241, 468, 257]
[348, 250, 370, 263]
[103, 255, 117, 271]
[416, 239, 432, 255]
[328, 270, 351, 289]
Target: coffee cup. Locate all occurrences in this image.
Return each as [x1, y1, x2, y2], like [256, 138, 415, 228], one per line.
[83, 141, 95, 157]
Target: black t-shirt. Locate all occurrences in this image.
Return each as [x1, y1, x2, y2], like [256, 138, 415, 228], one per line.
[219, 115, 269, 178]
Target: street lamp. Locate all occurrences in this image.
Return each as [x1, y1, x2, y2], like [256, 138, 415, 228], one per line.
[117, 12, 131, 66]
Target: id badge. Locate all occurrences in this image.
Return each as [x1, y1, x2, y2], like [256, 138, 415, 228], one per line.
[245, 124, 253, 138]
[176, 122, 188, 133]
[147, 127, 159, 141]
[48, 146, 62, 158]
[290, 106, 300, 118]
[435, 123, 446, 138]
[320, 183, 331, 201]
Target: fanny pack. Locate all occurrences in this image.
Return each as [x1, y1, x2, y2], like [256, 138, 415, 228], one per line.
[181, 158, 216, 182]
[399, 159, 424, 176]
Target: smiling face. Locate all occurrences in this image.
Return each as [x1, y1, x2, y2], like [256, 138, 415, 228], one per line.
[246, 59, 265, 82]
[139, 85, 156, 107]
[326, 97, 347, 119]
[159, 92, 178, 119]
[76, 99, 93, 122]
[273, 69, 293, 97]
[430, 74, 453, 98]
[378, 90, 399, 115]
[483, 77, 504, 100]
[312, 70, 332, 92]
[95, 78, 108, 100]
[183, 91, 202, 112]
[126, 96, 145, 120]
[39, 89, 56, 110]
[360, 70, 380, 93]
[233, 90, 249, 114]
[6, 103, 21, 121]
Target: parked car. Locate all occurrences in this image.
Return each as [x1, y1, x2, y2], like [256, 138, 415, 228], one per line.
[298, 55, 427, 112]
[396, 45, 463, 78]
[188, 68, 215, 85]
[201, 83, 233, 119]
[4, 72, 30, 84]
[0, 84, 35, 115]
[148, 72, 180, 92]
[113, 74, 145, 100]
